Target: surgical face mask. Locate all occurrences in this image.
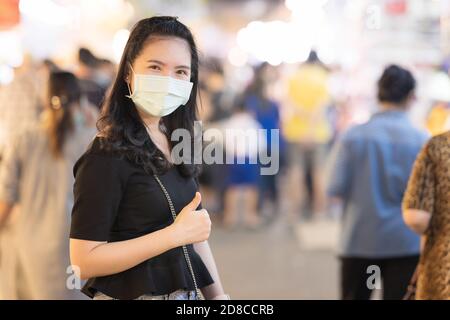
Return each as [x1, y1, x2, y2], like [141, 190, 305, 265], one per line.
[126, 66, 193, 117]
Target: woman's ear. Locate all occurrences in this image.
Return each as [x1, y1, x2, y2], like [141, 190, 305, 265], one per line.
[124, 63, 133, 84]
[124, 69, 132, 90]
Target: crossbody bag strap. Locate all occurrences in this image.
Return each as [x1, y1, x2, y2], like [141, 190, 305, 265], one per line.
[152, 174, 204, 300]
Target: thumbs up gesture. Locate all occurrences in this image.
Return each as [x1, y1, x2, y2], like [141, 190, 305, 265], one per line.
[170, 192, 211, 246]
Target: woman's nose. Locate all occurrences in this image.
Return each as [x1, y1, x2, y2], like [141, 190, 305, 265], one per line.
[161, 70, 171, 77]
[163, 68, 181, 78]
[158, 68, 176, 78]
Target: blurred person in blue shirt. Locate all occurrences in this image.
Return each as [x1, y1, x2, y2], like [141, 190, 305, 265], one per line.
[222, 98, 265, 230]
[326, 65, 428, 300]
[244, 62, 286, 222]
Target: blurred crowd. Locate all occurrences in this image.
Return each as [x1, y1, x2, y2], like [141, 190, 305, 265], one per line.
[0, 44, 449, 299]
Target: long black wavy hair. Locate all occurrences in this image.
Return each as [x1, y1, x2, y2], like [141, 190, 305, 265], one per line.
[97, 16, 200, 177]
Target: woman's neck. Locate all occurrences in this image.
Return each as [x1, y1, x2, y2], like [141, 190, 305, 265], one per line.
[138, 110, 161, 134]
[137, 110, 173, 164]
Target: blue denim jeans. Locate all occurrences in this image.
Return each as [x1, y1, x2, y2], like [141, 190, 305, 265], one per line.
[93, 289, 198, 300]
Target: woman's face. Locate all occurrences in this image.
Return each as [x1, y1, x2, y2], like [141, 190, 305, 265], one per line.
[128, 36, 192, 92]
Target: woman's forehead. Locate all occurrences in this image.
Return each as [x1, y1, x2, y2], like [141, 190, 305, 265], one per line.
[136, 36, 191, 65]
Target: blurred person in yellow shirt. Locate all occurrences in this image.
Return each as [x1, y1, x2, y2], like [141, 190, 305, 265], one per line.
[283, 50, 332, 219]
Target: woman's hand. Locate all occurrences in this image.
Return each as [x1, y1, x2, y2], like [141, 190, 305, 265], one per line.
[169, 192, 211, 246]
[403, 209, 431, 235]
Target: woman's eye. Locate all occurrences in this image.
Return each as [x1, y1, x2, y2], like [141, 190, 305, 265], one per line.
[177, 70, 189, 76]
[149, 65, 161, 71]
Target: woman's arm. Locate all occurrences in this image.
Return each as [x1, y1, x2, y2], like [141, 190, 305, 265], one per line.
[70, 225, 177, 280]
[402, 140, 435, 236]
[420, 235, 427, 252]
[403, 209, 431, 235]
[194, 240, 228, 300]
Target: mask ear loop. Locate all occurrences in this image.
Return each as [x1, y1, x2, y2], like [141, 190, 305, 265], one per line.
[126, 63, 135, 98]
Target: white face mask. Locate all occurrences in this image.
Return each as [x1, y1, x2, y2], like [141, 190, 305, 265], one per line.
[126, 66, 193, 117]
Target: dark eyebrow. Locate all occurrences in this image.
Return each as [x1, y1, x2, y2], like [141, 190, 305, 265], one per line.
[147, 60, 190, 70]
[147, 59, 165, 65]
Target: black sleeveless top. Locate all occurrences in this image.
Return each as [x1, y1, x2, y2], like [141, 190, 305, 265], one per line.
[70, 137, 214, 299]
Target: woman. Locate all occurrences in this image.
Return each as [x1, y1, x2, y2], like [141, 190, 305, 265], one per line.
[0, 71, 95, 299]
[403, 131, 450, 300]
[243, 62, 285, 221]
[69, 16, 228, 300]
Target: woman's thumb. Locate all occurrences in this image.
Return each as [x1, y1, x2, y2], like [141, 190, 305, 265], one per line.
[184, 192, 202, 211]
